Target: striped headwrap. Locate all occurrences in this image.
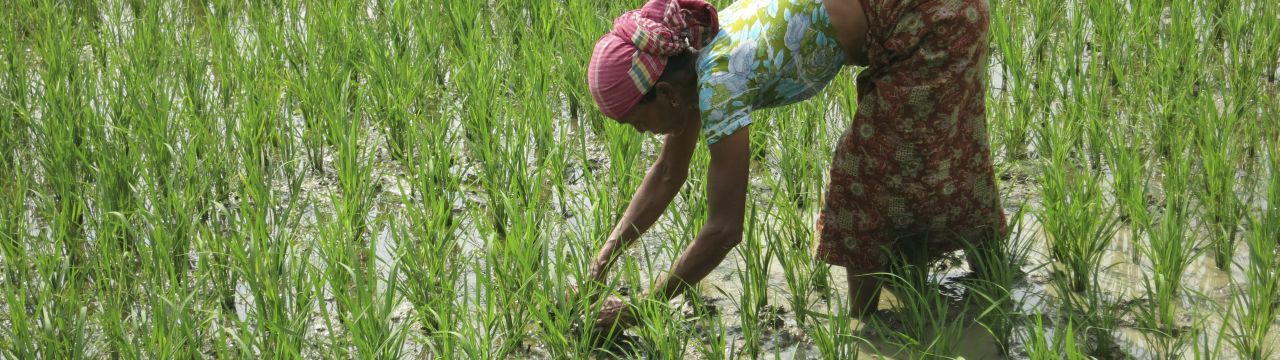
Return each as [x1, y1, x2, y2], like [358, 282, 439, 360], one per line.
[588, 0, 719, 119]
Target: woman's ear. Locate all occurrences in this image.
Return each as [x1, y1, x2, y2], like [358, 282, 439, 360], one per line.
[654, 82, 680, 108]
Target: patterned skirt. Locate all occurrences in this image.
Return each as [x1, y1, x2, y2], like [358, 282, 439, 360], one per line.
[813, 0, 1007, 272]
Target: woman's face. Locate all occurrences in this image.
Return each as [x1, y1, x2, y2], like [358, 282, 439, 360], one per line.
[616, 81, 698, 136]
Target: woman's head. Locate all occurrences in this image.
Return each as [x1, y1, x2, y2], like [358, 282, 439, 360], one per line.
[587, 0, 719, 134]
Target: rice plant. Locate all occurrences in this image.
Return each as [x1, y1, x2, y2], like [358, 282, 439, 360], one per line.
[964, 207, 1032, 356]
[1023, 313, 1090, 360]
[1035, 108, 1124, 356]
[731, 205, 775, 357]
[1135, 144, 1201, 357]
[805, 296, 863, 359]
[873, 250, 971, 358]
[1224, 137, 1280, 360]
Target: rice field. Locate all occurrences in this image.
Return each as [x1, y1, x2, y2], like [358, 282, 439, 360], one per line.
[0, 0, 1277, 358]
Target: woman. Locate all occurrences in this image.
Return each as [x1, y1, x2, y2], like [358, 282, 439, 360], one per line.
[583, 0, 1007, 331]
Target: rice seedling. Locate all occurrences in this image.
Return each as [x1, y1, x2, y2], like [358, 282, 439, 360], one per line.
[1107, 117, 1153, 263]
[1135, 143, 1201, 357]
[876, 272, 970, 358]
[392, 109, 465, 355]
[1023, 313, 1090, 360]
[1224, 137, 1280, 359]
[987, 0, 1031, 160]
[0, 135, 27, 356]
[805, 297, 862, 359]
[453, 259, 509, 359]
[766, 190, 821, 326]
[687, 293, 731, 360]
[1188, 4, 1253, 274]
[1193, 91, 1247, 272]
[1059, 0, 1107, 170]
[1021, 313, 1055, 358]
[480, 183, 558, 354]
[1190, 313, 1228, 360]
[964, 207, 1032, 356]
[32, 0, 94, 278]
[1032, 40, 1136, 353]
[0, 4, 31, 162]
[363, 0, 431, 168]
[1149, 2, 1206, 163]
[225, 45, 320, 357]
[1035, 110, 1119, 290]
[0, 157, 32, 356]
[730, 205, 775, 357]
[625, 292, 702, 358]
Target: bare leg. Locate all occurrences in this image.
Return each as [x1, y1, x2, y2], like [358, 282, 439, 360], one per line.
[846, 266, 881, 318]
[851, 238, 930, 319]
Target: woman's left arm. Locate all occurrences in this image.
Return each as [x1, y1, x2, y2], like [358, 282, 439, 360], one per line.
[587, 116, 703, 284]
[648, 126, 751, 300]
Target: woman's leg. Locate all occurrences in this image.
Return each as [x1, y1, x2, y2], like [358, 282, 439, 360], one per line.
[847, 266, 882, 318]
[852, 237, 930, 319]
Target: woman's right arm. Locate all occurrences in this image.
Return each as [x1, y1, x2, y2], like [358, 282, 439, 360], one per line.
[588, 117, 701, 283]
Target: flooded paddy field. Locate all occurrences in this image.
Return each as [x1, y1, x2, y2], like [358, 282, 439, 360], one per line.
[0, 0, 1277, 359]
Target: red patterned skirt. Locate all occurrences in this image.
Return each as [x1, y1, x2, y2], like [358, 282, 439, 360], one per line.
[813, 0, 1007, 272]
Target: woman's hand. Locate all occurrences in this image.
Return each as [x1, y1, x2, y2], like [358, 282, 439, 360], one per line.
[592, 295, 638, 334]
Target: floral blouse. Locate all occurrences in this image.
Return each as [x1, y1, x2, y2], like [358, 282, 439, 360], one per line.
[696, 0, 846, 145]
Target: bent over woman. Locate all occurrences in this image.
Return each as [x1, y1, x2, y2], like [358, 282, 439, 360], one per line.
[582, 0, 1007, 330]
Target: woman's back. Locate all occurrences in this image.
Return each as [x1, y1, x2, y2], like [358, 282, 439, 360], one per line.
[697, 0, 847, 144]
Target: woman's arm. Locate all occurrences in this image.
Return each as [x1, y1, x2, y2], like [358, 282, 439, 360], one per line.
[647, 126, 750, 300]
[588, 118, 701, 283]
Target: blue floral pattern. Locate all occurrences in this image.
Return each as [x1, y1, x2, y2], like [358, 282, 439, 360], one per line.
[696, 0, 845, 145]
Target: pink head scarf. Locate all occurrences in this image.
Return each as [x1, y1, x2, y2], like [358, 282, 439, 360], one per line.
[588, 0, 719, 119]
